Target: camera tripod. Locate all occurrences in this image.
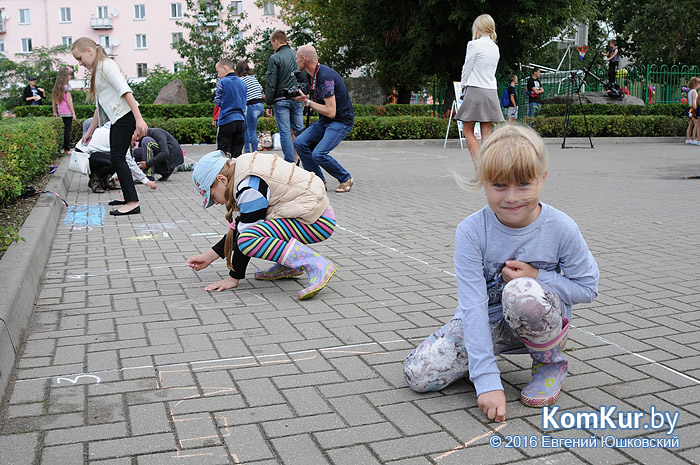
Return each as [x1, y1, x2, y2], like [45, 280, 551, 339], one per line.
[561, 70, 594, 149]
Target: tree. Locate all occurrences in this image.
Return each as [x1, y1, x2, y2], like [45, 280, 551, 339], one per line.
[273, 0, 596, 103]
[172, 0, 252, 78]
[605, 0, 700, 65]
[0, 45, 72, 110]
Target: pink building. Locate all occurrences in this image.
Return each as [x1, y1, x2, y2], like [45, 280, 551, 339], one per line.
[0, 1, 285, 80]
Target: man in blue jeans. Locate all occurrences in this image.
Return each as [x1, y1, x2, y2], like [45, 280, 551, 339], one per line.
[293, 45, 354, 193]
[265, 30, 303, 163]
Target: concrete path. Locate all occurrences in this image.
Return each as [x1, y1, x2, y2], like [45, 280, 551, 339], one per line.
[1, 138, 699, 464]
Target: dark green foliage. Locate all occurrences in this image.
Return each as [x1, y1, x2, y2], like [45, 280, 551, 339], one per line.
[0, 118, 58, 204]
[537, 103, 688, 117]
[0, 46, 75, 111]
[532, 115, 686, 137]
[605, 0, 700, 66]
[16, 103, 435, 119]
[129, 66, 215, 105]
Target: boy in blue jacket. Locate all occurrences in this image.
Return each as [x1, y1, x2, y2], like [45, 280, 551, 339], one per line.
[215, 59, 247, 157]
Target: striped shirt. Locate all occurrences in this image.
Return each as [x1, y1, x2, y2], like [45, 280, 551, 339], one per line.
[240, 75, 264, 104]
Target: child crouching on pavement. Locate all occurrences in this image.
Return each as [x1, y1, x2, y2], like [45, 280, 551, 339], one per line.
[187, 150, 338, 300]
[403, 124, 599, 422]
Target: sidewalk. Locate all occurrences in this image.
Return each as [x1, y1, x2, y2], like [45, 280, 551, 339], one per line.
[0, 139, 699, 464]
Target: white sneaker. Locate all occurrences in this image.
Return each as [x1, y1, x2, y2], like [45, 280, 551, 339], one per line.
[686, 139, 693, 144]
[694, 140, 700, 145]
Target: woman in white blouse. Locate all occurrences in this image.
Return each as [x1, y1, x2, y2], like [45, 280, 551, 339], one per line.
[455, 14, 504, 171]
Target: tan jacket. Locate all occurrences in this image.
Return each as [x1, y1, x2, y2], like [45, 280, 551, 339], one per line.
[234, 152, 330, 223]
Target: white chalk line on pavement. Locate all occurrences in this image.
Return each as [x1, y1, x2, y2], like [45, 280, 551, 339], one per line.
[337, 225, 700, 386]
[29, 226, 699, 387]
[16, 338, 420, 385]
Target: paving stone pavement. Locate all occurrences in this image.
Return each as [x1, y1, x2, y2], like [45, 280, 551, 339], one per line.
[1, 138, 699, 465]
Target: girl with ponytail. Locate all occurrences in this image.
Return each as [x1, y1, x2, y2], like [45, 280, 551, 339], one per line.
[187, 150, 338, 300]
[72, 37, 148, 216]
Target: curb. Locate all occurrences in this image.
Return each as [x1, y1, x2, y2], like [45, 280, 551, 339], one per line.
[340, 137, 685, 148]
[0, 156, 71, 400]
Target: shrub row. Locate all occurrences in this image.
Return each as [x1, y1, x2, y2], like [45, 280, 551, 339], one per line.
[532, 115, 686, 137]
[0, 118, 58, 204]
[142, 116, 458, 144]
[13, 103, 434, 119]
[537, 103, 688, 117]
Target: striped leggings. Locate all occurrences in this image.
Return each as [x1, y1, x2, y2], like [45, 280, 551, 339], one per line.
[237, 206, 336, 262]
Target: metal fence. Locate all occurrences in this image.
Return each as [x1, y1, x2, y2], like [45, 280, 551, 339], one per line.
[417, 61, 700, 118]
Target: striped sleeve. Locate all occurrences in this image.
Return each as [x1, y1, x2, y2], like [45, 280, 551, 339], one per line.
[235, 176, 269, 233]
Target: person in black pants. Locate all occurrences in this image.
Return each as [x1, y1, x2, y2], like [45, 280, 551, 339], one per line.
[132, 128, 184, 181]
[603, 39, 619, 85]
[72, 37, 148, 216]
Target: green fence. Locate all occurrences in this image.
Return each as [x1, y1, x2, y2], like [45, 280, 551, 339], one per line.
[416, 62, 700, 119]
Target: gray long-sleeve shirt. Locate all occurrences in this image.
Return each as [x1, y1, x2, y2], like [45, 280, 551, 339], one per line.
[454, 202, 599, 396]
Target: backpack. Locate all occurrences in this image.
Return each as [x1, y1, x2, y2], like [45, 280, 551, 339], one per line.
[500, 87, 511, 108]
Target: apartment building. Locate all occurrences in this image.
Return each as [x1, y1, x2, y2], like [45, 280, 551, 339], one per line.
[0, 1, 284, 79]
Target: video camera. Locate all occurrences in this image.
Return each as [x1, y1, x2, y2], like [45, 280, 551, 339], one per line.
[283, 70, 310, 99]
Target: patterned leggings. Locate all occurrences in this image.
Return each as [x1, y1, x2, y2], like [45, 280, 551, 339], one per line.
[237, 206, 336, 261]
[404, 277, 563, 392]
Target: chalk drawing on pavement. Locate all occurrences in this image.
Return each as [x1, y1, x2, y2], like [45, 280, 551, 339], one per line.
[63, 204, 105, 227]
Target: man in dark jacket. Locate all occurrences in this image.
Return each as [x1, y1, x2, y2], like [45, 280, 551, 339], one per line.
[265, 30, 304, 163]
[134, 128, 185, 181]
[23, 76, 45, 105]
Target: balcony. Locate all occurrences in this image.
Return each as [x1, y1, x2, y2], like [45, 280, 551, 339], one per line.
[90, 17, 113, 29]
[102, 45, 115, 57]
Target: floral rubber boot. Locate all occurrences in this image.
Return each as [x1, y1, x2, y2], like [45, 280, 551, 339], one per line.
[280, 238, 337, 300]
[520, 318, 569, 407]
[254, 263, 303, 281]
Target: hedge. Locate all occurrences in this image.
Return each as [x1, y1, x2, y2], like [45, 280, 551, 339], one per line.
[532, 115, 686, 137]
[0, 118, 58, 204]
[142, 116, 458, 144]
[13, 103, 434, 119]
[537, 103, 687, 117]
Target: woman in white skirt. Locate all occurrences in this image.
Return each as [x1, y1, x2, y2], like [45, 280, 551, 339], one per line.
[455, 14, 504, 171]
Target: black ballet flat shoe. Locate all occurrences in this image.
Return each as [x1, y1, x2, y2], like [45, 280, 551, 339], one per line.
[110, 206, 141, 216]
[108, 199, 127, 206]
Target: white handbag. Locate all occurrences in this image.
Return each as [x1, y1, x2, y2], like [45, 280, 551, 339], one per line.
[68, 149, 91, 175]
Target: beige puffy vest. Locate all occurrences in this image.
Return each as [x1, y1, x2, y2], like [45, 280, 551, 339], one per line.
[233, 152, 330, 223]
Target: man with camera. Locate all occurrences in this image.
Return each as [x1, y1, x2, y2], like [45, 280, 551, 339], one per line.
[265, 30, 304, 163]
[292, 45, 354, 193]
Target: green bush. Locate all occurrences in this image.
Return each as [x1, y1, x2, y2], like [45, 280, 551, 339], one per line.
[15, 103, 435, 120]
[0, 118, 58, 204]
[531, 115, 686, 137]
[537, 103, 687, 117]
[118, 115, 458, 144]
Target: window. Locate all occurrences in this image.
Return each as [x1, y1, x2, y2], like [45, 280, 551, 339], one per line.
[232, 31, 244, 45]
[97, 6, 108, 19]
[262, 2, 274, 16]
[60, 7, 71, 23]
[170, 3, 182, 18]
[99, 34, 110, 48]
[21, 38, 32, 53]
[19, 9, 31, 24]
[137, 63, 148, 77]
[62, 36, 73, 47]
[0, 39, 5, 55]
[173, 61, 183, 73]
[171, 32, 183, 44]
[134, 4, 145, 20]
[231, 1, 242, 15]
[136, 34, 147, 49]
